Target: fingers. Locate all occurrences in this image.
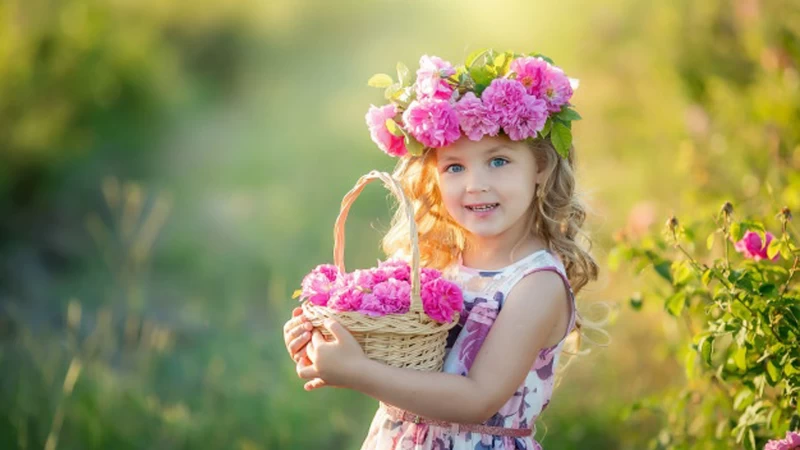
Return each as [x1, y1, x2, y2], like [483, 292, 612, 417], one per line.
[288, 330, 312, 356]
[304, 378, 328, 391]
[283, 311, 310, 335]
[296, 357, 319, 380]
[311, 330, 326, 347]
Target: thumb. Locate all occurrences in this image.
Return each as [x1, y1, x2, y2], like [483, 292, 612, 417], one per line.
[324, 319, 353, 343]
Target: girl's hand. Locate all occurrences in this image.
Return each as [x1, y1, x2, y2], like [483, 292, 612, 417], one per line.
[296, 319, 366, 391]
[283, 306, 314, 364]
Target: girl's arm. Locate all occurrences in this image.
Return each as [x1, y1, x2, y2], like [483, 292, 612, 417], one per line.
[298, 270, 570, 424]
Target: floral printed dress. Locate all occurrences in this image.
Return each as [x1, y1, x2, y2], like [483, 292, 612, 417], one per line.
[360, 248, 577, 450]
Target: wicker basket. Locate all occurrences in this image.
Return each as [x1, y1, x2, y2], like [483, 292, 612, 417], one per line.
[301, 170, 459, 372]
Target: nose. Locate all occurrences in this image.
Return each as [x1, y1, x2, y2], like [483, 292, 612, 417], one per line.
[464, 168, 490, 193]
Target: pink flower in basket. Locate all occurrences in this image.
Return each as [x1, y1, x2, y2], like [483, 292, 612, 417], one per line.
[298, 259, 463, 324]
[359, 278, 412, 316]
[421, 277, 464, 324]
[300, 264, 342, 306]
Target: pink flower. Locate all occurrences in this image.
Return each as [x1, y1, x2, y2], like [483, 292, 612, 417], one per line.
[357, 279, 412, 316]
[509, 56, 549, 96]
[420, 278, 464, 323]
[420, 268, 442, 285]
[415, 55, 456, 101]
[373, 279, 412, 315]
[503, 95, 548, 140]
[402, 99, 461, 148]
[480, 78, 528, 131]
[351, 269, 378, 291]
[358, 293, 383, 317]
[734, 231, 780, 262]
[365, 104, 408, 157]
[377, 259, 411, 282]
[539, 66, 574, 113]
[328, 288, 364, 312]
[454, 92, 500, 141]
[300, 264, 341, 306]
[765, 431, 800, 450]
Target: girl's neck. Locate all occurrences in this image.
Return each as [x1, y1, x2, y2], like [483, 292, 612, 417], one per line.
[461, 236, 548, 270]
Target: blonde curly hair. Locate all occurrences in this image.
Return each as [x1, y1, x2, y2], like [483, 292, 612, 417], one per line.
[381, 136, 605, 357]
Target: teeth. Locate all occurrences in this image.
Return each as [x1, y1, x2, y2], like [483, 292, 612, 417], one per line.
[468, 203, 498, 212]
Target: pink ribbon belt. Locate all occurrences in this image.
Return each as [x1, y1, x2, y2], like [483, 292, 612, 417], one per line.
[379, 402, 533, 438]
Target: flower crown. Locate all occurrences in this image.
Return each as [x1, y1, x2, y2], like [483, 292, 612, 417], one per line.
[364, 49, 581, 160]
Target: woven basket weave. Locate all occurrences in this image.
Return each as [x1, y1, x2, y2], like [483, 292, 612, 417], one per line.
[301, 170, 460, 372]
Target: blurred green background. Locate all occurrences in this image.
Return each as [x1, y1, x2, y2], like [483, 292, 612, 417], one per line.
[1, 0, 798, 448]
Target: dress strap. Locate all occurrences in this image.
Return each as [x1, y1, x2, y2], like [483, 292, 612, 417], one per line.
[498, 251, 577, 345]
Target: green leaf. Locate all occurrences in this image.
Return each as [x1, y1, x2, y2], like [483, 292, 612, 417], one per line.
[758, 283, 776, 295]
[665, 292, 686, 316]
[699, 335, 714, 365]
[654, 261, 673, 283]
[745, 428, 756, 450]
[671, 260, 695, 286]
[767, 237, 781, 260]
[540, 118, 553, 138]
[556, 107, 582, 121]
[733, 389, 754, 411]
[466, 48, 490, 68]
[470, 65, 496, 87]
[706, 232, 715, 250]
[396, 62, 411, 87]
[384, 82, 402, 100]
[385, 119, 405, 138]
[731, 222, 744, 242]
[550, 122, 572, 159]
[766, 359, 780, 383]
[404, 135, 424, 156]
[735, 346, 748, 371]
[701, 268, 714, 286]
[368, 73, 394, 88]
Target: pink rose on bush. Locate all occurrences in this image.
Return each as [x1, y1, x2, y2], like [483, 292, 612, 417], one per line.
[764, 431, 800, 450]
[365, 104, 408, 157]
[421, 278, 464, 323]
[300, 264, 341, 306]
[402, 99, 461, 148]
[454, 92, 500, 141]
[415, 55, 456, 101]
[734, 230, 779, 262]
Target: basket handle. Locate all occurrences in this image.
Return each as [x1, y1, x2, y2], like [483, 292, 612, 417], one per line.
[333, 170, 422, 311]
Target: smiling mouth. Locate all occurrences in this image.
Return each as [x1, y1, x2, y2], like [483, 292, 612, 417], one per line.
[465, 203, 499, 212]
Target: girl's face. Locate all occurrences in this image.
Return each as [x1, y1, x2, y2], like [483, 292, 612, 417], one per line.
[434, 135, 541, 243]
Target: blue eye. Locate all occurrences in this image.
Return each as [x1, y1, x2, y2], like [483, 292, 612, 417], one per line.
[490, 158, 509, 168]
[445, 164, 464, 173]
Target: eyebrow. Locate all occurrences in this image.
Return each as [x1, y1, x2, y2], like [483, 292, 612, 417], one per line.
[438, 144, 511, 164]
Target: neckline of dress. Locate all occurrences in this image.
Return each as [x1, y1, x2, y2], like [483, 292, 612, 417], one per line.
[458, 248, 549, 274]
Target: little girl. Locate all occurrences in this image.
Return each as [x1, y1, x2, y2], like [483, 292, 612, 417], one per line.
[282, 50, 599, 450]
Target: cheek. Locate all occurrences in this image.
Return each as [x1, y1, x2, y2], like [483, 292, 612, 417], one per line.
[436, 180, 462, 213]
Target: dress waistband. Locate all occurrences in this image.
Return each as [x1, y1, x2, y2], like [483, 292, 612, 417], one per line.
[379, 402, 534, 438]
